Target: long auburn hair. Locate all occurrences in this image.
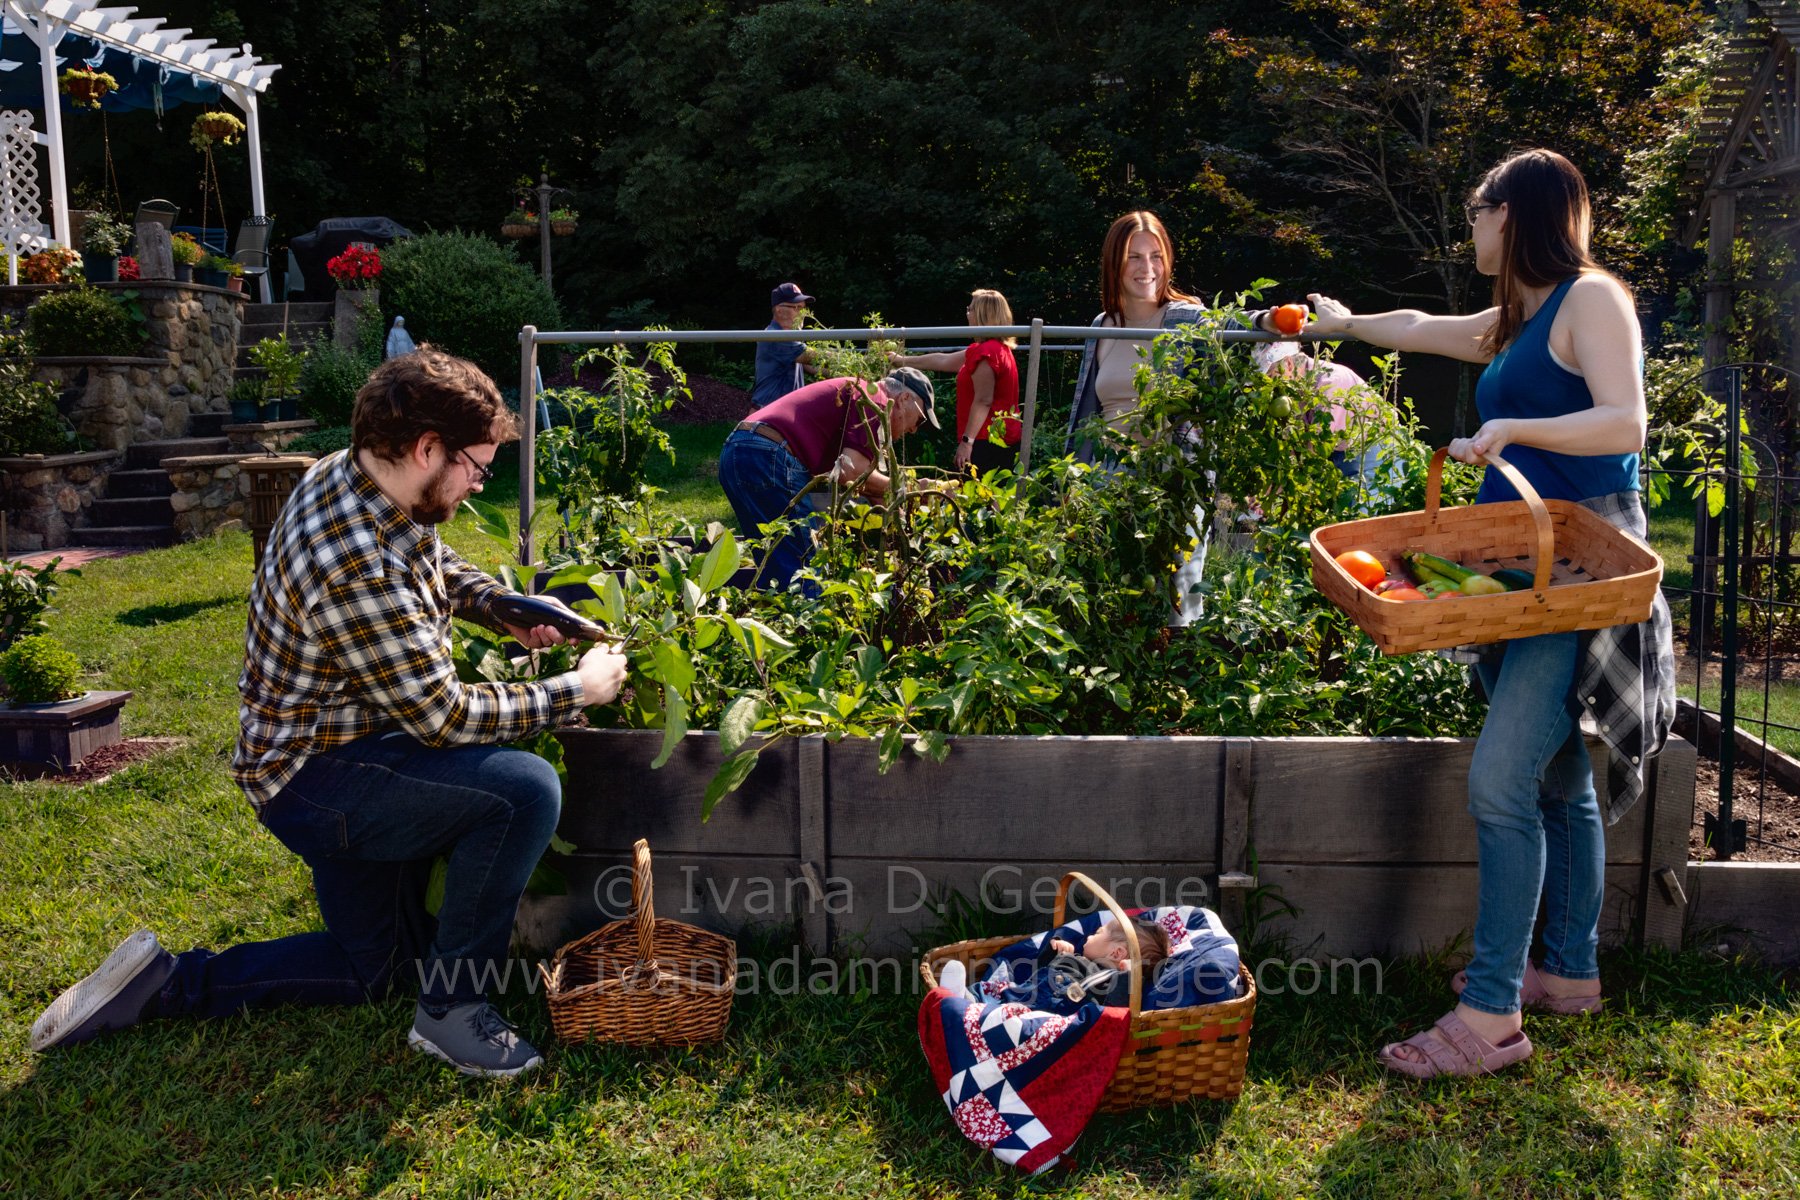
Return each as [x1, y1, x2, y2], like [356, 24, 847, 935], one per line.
[1473, 149, 1612, 356]
[1099, 211, 1198, 323]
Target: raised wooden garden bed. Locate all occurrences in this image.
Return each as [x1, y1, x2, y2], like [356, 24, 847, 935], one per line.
[522, 729, 1703, 963]
[0, 689, 132, 773]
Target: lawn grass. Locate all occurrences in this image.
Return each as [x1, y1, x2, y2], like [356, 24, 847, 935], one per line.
[0, 468, 1797, 1197]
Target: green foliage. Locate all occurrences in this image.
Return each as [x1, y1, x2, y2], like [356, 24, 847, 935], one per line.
[26, 287, 143, 357]
[0, 633, 82, 704]
[379, 231, 560, 378]
[77, 211, 129, 258]
[468, 301, 1481, 813]
[0, 556, 71, 652]
[247, 334, 305, 399]
[298, 339, 377, 426]
[0, 319, 81, 456]
[286, 425, 352, 457]
[537, 341, 681, 548]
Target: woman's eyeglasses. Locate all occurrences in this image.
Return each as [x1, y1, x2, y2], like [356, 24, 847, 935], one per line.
[1465, 202, 1500, 226]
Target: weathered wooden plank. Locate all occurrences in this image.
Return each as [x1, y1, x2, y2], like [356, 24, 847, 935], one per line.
[1246, 737, 1647, 864]
[825, 735, 1224, 861]
[553, 729, 798, 857]
[1641, 737, 1698, 952]
[1687, 861, 1800, 966]
[1251, 864, 1646, 961]
[829, 857, 1223, 955]
[795, 736, 830, 951]
[517, 852, 812, 952]
[1219, 739, 1254, 935]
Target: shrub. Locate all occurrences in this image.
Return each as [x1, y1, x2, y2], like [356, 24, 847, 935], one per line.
[0, 633, 82, 704]
[27, 287, 142, 357]
[0, 556, 69, 652]
[299, 340, 378, 426]
[247, 334, 305, 399]
[286, 425, 352, 457]
[379, 231, 560, 379]
[0, 318, 81, 456]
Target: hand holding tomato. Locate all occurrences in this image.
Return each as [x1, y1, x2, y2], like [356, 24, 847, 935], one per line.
[1271, 304, 1309, 336]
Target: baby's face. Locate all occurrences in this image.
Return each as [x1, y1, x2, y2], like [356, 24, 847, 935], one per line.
[1083, 925, 1122, 964]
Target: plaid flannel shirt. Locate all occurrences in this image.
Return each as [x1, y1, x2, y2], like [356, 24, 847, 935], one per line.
[232, 449, 585, 811]
[1456, 488, 1676, 823]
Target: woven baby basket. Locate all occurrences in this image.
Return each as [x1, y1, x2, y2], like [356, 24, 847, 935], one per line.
[538, 839, 735, 1046]
[1311, 447, 1663, 655]
[920, 871, 1256, 1110]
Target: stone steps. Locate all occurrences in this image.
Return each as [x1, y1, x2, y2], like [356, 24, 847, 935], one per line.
[87, 496, 173, 527]
[126, 437, 231, 470]
[75, 524, 176, 549]
[105, 468, 174, 499]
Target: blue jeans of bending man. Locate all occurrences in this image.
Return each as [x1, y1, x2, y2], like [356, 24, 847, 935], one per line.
[149, 731, 561, 1020]
[1459, 631, 1605, 1016]
[718, 429, 819, 593]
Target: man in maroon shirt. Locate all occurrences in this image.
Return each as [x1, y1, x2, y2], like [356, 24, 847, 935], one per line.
[719, 367, 938, 590]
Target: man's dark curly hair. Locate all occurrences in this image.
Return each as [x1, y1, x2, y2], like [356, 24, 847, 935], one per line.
[352, 344, 517, 463]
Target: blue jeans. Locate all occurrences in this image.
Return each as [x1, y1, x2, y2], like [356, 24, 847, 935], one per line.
[1460, 632, 1605, 1015]
[718, 429, 818, 592]
[151, 732, 561, 1020]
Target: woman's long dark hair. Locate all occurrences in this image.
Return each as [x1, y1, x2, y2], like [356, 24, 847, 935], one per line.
[1099, 211, 1198, 323]
[1473, 149, 1610, 356]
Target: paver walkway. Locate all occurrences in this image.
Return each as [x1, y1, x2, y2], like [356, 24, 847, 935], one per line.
[5, 547, 143, 570]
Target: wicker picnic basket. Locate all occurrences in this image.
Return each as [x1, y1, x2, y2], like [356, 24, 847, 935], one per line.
[1311, 448, 1663, 655]
[920, 871, 1256, 1110]
[538, 839, 735, 1046]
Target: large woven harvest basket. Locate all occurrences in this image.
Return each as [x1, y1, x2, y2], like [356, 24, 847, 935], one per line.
[539, 839, 735, 1046]
[921, 871, 1256, 1110]
[1311, 448, 1662, 655]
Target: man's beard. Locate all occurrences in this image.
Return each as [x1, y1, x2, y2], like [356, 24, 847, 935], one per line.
[411, 462, 463, 524]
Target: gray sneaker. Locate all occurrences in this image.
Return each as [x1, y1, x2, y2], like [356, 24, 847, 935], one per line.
[31, 930, 176, 1052]
[408, 1001, 544, 1078]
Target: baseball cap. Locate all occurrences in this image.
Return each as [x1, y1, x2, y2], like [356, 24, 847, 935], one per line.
[883, 366, 940, 428]
[771, 282, 815, 306]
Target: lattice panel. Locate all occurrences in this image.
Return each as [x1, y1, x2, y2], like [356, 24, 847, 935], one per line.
[0, 109, 43, 259]
[1724, 41, 1800, 187]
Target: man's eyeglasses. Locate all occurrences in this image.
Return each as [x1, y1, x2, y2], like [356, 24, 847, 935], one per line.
[1465, 202, 1500, 226]
[454, 446, 494, 483]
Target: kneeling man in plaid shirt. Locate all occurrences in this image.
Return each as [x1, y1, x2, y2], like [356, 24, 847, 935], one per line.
[32, 347, 627, 1078]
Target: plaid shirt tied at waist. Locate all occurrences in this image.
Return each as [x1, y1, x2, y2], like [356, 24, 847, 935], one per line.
[231, 449, 585, 811]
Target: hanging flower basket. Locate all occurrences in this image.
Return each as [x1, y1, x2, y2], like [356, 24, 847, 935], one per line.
[549, 208, 579, 236]
[190, 111, 245, 151]
[59, 67, 118, 110]
[501, 209, 538, 238]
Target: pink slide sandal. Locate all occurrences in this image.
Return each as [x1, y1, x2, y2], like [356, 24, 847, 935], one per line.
[1378, 1011, 1534, 1079]
[1451, 960, 1603, 1015]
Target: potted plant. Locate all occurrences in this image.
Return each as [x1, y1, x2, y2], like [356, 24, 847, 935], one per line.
[58, 67, 117, 110]
[196, 252, 233, 289]
[169, 232, 202, 283]
[501, 208, 538, 238]
[248, 334, 305, 422]
[78, 213, 129, 283]
[325, 244, 382, 290]
[549, 207, 579, 236]
[116, 255, 141, 282]
[227, 376, 261, 424]
[189, 111, 245, 150]
[20, 245, 82, 286]
[0, 631, 132, 774]
[222, 259, 246, 293]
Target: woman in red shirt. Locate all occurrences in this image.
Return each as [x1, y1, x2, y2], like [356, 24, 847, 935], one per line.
[890, 288, 1022, 474]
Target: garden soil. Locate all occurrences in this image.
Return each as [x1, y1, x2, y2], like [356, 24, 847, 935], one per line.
[0, 737, 180, 785]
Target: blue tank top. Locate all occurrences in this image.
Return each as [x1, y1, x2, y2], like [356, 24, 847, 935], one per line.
[1473, 275, 1639, 504]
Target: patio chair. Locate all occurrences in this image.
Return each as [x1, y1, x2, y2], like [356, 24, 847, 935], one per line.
[233, 216, 275, 303]
[134, 199, 178, 231]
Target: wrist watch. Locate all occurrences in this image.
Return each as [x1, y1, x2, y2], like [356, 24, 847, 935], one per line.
[959, 436, 974, 445]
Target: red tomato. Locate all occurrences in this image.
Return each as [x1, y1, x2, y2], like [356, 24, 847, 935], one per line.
[1381, 587, 1427, 601]
[1335, 549, 1387, 590]
[1272, 304, 1308, 336]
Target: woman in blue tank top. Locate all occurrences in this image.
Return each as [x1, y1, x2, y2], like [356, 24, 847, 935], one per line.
[1304, 150, 1674, 1079]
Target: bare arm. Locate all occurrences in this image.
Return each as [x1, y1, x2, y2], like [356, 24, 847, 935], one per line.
[955, 361, 996, 469]
[1452, 274, 1646, 463]
[836, 446, 891, 498]
[888, 349, 967, 373]
[1306, 294, 1499, 364]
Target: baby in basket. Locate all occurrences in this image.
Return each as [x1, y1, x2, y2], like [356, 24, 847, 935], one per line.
[937, 914, 1174, 1010]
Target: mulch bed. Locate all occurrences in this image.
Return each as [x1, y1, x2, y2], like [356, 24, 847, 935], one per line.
[536, 366, 750, 425]
[0, 737, 182, 785]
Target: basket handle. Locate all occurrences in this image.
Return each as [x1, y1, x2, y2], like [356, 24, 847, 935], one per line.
[631, 838, 657, 968]
[1424, 447, 1554, 592]
[1053, 871, 1144, 1020]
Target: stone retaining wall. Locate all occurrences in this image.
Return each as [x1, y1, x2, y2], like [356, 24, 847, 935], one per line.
[162, 454, 251, 540]
[223, 420, 319, 454]
[0, 449, 122, 552]
[3, 281, 243, 443]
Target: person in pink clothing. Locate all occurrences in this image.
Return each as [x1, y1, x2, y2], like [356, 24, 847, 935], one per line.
[1254, 339, 1399, 494]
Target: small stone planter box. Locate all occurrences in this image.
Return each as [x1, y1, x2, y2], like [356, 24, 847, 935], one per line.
[523, 729, 1713, 963]
[223, 420, 320, 455]
[0, 448, 123, 551]
[0, 689, 131, 772]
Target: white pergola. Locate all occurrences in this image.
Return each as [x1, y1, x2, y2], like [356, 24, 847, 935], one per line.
[3, 0, 279, 245]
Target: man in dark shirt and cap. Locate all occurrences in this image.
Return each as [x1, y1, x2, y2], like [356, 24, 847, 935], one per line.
[751, 282, 816, 410]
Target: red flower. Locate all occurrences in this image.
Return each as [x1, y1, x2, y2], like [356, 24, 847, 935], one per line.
[117, 255, 141, 281]
[326, 245, 382, 289]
